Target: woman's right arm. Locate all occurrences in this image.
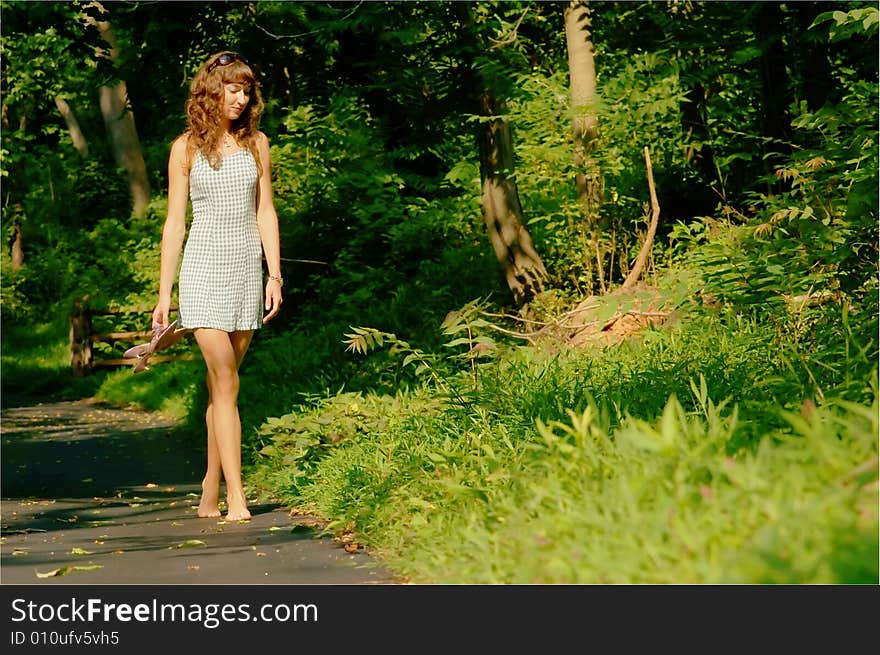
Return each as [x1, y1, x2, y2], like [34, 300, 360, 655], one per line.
[153, 136, 190, 327]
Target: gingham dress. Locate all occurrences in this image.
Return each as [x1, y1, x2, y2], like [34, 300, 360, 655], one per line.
[178, 149, 263, 332]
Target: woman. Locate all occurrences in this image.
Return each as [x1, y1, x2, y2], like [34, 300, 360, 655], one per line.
[152, 51, 282, 521]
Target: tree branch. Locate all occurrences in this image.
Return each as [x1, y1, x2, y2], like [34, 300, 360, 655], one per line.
[621, 146, 660, 291]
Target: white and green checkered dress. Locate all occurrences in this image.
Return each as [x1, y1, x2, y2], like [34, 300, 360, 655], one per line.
[178, 149, 263, 332]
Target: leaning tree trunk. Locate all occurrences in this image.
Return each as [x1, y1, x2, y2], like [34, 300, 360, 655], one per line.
[99, 83, 150, 217]
[55, 96, 90, 159]
[565, 0, 605, 292]
[452, 1, 547, 308]
[86, 2, 150, 218]
[478, 89, 547, 307]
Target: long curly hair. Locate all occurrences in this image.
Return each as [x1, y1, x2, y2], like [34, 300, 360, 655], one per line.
[183, 51, 264, 173]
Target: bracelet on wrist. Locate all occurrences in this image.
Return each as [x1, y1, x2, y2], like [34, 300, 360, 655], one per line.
[268, 275, 284, 287]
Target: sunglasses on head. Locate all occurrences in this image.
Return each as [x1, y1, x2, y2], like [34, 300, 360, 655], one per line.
[206, 52, 247, 74]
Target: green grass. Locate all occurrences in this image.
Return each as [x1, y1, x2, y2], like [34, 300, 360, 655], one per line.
[92, 359, 202, 420]
[0, 316, 104, 401]
[246, 309, 879, 584]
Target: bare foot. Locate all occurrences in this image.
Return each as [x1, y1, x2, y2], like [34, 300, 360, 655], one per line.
[198, 503, 222, 519]
[225, 492, 251, 522]
[197, 479, 221, 518]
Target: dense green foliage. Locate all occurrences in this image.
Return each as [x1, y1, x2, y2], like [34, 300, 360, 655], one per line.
[251, 312, 877, 582]
[1, 1, 876, 583]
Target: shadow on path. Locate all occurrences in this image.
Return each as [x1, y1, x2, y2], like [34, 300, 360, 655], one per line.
[1, 398, 399, 585]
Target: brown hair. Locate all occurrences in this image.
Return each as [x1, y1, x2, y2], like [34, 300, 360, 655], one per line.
[182, 51, 264, 173]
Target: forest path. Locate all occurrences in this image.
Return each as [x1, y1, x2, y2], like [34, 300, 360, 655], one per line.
[0, 396, 397, 584]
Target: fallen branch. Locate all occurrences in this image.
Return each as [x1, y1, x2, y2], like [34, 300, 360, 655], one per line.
[621, 146, 660, 291]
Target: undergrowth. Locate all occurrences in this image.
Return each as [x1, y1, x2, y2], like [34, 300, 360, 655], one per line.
[246, 307, 879, 583]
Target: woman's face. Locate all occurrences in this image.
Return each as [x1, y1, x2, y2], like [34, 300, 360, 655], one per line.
[222, 82, 251, 122]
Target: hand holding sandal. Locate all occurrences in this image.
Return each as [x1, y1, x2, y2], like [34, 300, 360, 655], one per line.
[123, 319, 186, 373]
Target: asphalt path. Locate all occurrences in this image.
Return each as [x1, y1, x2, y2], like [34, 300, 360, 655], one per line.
[0, 397, 398, 585]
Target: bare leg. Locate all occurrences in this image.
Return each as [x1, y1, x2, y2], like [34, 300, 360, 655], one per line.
[197, 373, 222, 518]
[194, 328, 254, 521]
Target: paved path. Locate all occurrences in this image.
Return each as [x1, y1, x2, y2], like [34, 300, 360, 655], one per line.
[0, 398, 398, 584]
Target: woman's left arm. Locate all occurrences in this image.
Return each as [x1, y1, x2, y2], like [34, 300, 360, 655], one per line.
[255, 131, 283, 323]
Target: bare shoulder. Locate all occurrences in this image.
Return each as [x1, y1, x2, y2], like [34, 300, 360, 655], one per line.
[255, 131, 273, 169]
[169, 134, 193, 176]
[255, 131, 273, 151]
[169, 134, 190, 159]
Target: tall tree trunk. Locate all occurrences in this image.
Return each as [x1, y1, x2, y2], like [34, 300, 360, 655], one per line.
[680, 79, 718, 216]
[8, 203, 24, 270]
[99, 83, 150, 217]
[54, 96, 90, 159]
[681, 82, 715, 180]
[3, 105, 25, 269]
[565, 0, 601, 219]
[10, 222, 23, 270]
[565, 0, 605, 292]
[753, 2, 794, 196]
[86, 2, 150, 218]
[454, 2, 547, 307]
[791, 2, 835, 112]
[478, 89, 547, 307]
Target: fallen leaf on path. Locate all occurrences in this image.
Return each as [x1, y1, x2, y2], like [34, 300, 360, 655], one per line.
[36, 565, 103, 578]
[171, 521, 183, 527]
[36, 567, 68, 578]
[112, 550, 125, 555]
[81, 478, 94, 483]
[70, 547, 92, 555]
[268, 526, 281, 531]
[176, 540, 207, 549]
[12, 548, 28, 556]
[344, 543, 359, 553]
[128, 503, 142, 508]
[256, 552, 266, 557]
[187, 565, 200, 571]
[146, 483, 158, 488]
